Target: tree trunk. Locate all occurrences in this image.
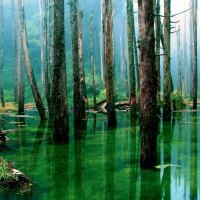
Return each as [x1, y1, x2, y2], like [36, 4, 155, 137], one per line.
[78, 11, 87, 111]
[154, 0, 161, 113]
[70, 0, 84, 122]
[51, 0, 69, 141]
[90, 13, 96, 108]
[138, 0, 158, 168]
[18, 0, 46, 120]
[103, 0, 117, 126]
[126, 0, 136, 118]
[177, 27, 182, 91]
[11, 0, 18, 104]
[191, 0, 197, 109]
[163, 0, 174, 121]
[0, 0, 5, 108]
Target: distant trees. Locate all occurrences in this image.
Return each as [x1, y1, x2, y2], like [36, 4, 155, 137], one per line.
[51, 0, 69, 140]
[103, 0, 117, 126]
[138, 0, 158, 168]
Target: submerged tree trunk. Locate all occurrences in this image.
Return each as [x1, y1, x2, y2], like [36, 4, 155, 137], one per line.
[0, 0, 5, 108]
[18, 0, 46, 120]
[70, 0, 84, 122]
[163, 0, 174, 121]
[51, 0, 69, 141]
[103, 0, 117, 126]
[138, 0, 158, 168]
[90, 13, 96, 108]
[78, 11, 87, 111]
[11, 0, 18, 103]
[126, 0, 136, 117]
[191, 0, 197, 109]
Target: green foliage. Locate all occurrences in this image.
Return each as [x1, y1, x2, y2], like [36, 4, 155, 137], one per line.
[170, 90, 186, 110]
[0, 158, 17, 182]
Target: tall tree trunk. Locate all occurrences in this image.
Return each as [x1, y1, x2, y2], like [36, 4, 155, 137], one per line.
[100, 0, 105, 88]
[138, 0, 158, 168]
[90, 13, 96, 108]
[103, 0, 117, 126]
[0, 0, 5, 108]
[78, 11, 87, 111]
[51, 0, 69, 141]
[163, 0, 174, 121]
[177, 27, 182, 91]
[70, 0, 84, 122]
[18, 0, 46, 120]
[126, 0, 136, 118]
[191, 0, 197, 109]
[154, 0, 161, 113]
[11, 0, 18, 103]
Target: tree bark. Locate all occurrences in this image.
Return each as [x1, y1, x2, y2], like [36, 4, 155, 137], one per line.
[126, 0, 136, 117]
[177, 27, 182, 91]
[78, 11, 87, 112]
[0, 0, 5, 108]
[163, 0, 174, 121]
[103, 0, 117, 126]
[90, 13, 96, 108]
[51, 0, 69, 141]
[18, 0, 46, 120]
[70, 0, 84, 122]
[138, 0, 158, 168]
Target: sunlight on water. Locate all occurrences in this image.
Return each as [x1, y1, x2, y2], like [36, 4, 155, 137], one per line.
[0, 110, 199, 199]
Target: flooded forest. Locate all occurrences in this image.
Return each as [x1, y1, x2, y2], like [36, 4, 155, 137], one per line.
[0, 0, 200, 199]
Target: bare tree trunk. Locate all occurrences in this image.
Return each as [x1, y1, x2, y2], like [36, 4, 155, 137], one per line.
[90, 13, 96, 108]
[103, 0, 117, 126]
[177, 27, 182, 91]
[78, 11, 87, 111]
[126, 0, 136, 118]
[154, 0, 161, 113]
[51, 0, 69, 141]
[18, 0, 46, 120]
[70, 0, 84, 122]
[163, 0, 174, 121]
[11, 0, 18, 103]
[191, 0, 197, 109]
[138, 0, 158, 168]
[0, 0, 5, 108]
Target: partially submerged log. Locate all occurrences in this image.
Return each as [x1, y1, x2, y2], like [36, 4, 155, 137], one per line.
[0, 129, 18, 145]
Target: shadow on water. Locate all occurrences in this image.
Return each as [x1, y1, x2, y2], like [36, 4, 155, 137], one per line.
[0, 110, 199, 199]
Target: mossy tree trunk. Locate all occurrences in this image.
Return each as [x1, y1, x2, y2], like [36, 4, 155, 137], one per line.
[126, 0, 136, 118]
[18, 0, 46, 120]
[70, 0, 85, 122]
[163, 0, 174, 121]
[103, 0, 117, 126]
[138, 0, 158, 168]
[0, 0, 5, 108]
[51, 0, 69, 141]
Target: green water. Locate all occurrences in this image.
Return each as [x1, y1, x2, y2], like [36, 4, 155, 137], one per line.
[0, 110, 199, 200]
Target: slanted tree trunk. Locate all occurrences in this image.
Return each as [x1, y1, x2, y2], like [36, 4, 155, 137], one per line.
[51, 0, 69, 141]
[17, 17, 25, 114]
[103, 0, 117, 126]
[0, 0, 5, 108]
[138, 0, 158, 168]
[90, 13, 96, 108]
[70, 0, 84, 122]
[18, 0, 46, 120]
[126, 0, 136, 118]
[11, 0, 18, 103]
[191, 0, 197, 109]
[78, 11, 87, 111]
[163, 0, 174, 121]
[154, 0, 161, 113]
